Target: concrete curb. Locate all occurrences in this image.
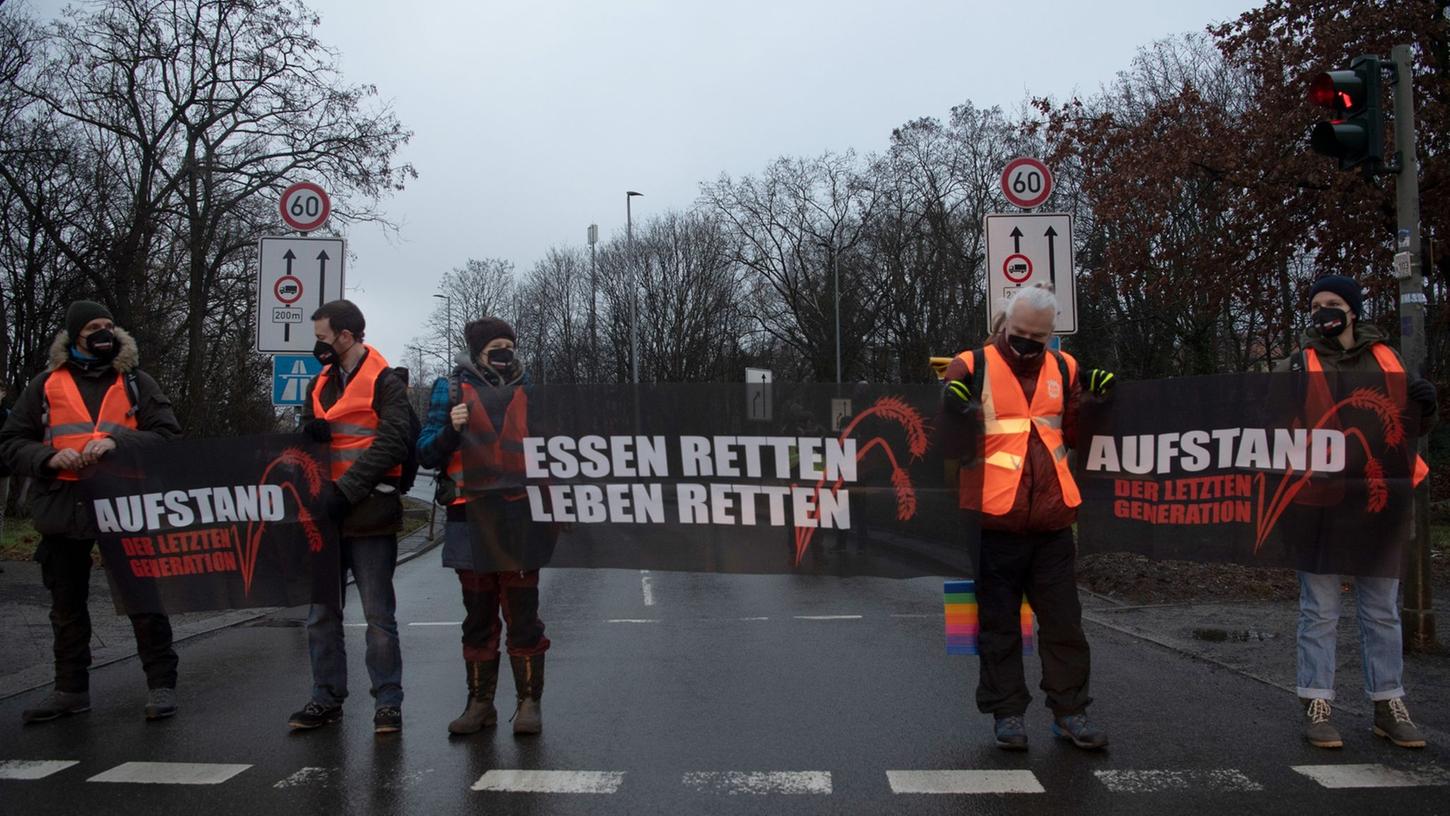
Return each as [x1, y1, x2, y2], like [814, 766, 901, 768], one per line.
[0, 526, 441, 701]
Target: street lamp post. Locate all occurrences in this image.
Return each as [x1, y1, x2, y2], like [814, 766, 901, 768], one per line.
[626, 191, 643, 384]
[588, 223, 599, 379]
[432, 293, 452, 363]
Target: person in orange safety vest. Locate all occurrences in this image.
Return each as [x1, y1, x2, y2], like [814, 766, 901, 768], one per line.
[942, 284, 1116, 752]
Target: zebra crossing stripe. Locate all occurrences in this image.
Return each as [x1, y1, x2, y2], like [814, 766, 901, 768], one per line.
[682, 771, 832, 795]
[1292, 764, 1450, 789]
[274, 767, 339, 789]
[471, 770, 625, 794]
[1095, 769, 1264, 793]
[886, 770, 1044, 794]
[87, 762, 251, 785]
[0, 760, 79, 780]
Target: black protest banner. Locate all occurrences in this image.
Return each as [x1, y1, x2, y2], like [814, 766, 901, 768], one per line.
[1075, 372, 1422, 578]
[453, 383, 976, 579]
[82, 435, 339, 614]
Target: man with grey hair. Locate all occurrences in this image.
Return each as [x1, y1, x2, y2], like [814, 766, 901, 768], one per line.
[942, 284, 1116, 751]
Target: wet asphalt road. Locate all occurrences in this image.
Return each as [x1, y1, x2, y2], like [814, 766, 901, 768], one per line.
[3, 550, 1449, 816]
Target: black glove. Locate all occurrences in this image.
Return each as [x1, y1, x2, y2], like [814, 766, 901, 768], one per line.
[1409, 378, 1437, 414]
[303, 418, 332, 442]
[324, 482, 352, 523]
[1085, 368, 1117, 396]
[943, 379, 974, 414]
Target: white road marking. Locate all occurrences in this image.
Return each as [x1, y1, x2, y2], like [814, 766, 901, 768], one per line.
[887, 770, 1045, 795]
[889, 613, 936, 619]
[1095, 769, 1264, 793]
[0, 760, 79, 780]
[88, 762, 251, 785]
[1292, 764, 1450, 789]
[607, 619, 659, 624]
[343, 623, 367, 628]
[273, 767, 338, 789]
[794, 615, 863, 621]
[407, 621, 463, 627]
[640, 570, 655, 607]
[471, 770, 625, 794]
[683, 771, 832, 795]
[738, 616, 771, 621]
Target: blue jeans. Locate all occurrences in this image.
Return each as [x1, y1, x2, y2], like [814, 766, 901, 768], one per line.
[1297, 572, 1405, 702]
[307, 535, 403, 708]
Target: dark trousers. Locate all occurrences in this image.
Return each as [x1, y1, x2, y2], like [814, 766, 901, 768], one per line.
[458, 569, 549, 661]
[38, 536, 177, 693]
[972, 527, 1092, 717]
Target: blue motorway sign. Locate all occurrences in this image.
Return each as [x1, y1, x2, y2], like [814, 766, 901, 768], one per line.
[272, 354, 322, 406]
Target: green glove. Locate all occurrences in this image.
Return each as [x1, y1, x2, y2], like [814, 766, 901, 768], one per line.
[1086, 368, 1116, 396]
[944, 379, 974, 414]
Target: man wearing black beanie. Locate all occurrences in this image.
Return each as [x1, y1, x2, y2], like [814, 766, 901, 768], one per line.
[1277, 275, 1436, 750]
[0, 299, 183, 724]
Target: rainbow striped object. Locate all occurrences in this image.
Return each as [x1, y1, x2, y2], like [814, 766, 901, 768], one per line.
[944, 580, 1035, 656]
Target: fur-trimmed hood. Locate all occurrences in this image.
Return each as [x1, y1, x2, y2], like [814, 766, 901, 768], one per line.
[47, 326, 140, 373]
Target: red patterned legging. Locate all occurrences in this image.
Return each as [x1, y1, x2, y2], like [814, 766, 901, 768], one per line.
[457, 569, 550, 661]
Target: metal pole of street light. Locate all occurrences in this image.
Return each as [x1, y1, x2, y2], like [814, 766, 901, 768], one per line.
[432, 293, 452, 362]
[834, 251, 842, 384]
[588, 223, 599, 380]
[627, 191, 643, 384]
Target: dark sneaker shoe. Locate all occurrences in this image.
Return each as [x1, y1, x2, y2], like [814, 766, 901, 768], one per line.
[21, 690, 91, 724]
[288, 702, 343, 730]
[1052, 712, 1109, 750]
[1303, 698, 1343, 749]
[994, 715, 1028, 751]
[1374, 698, 1426, 749]
[144, 687, 177, 720]
[374, 706, 402, 734]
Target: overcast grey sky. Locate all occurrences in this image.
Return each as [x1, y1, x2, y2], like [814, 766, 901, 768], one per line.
[32, 0, 1262, 365]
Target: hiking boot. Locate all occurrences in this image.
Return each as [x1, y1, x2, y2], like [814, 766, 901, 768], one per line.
[21, 690, 91, 724]
[144, 687, 177, 720]
[374, 706, 402, 735]
[448, 659, 500, 735]
[509, 654, 544, 736]
[1052, 712, 1109, 750]
[1302, 697, 1342, 748]
[287, 701, 343, 730]
[993, 714, 1028, 751]
[1373, 698, 1426, 749]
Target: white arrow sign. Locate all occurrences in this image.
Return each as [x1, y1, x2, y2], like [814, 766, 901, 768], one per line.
[256, 236, 345, 353]
[984, 212, 1076, 335]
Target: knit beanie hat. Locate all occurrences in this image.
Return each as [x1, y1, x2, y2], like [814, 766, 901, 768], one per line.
[464, 317, 516, 359]
[66, 300, 114, 339]
[1309, 275, 1363, 317]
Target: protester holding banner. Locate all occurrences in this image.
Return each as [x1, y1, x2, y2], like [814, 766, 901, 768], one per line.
[943, 284, 1115, 751]
[417, 317, 550, 737]
[1275, 274, 1434, 750]
[0, 300, 182, 724]
[289, 299, 412, 735]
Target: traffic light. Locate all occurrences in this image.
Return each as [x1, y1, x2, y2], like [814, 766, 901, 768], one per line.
[1308, 55, 1384, 173]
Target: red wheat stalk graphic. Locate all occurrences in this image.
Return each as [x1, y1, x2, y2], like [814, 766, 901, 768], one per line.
[237, 448, 327, 595]
[792, 396, 931, 566]
[1253, 389, 1404, 551]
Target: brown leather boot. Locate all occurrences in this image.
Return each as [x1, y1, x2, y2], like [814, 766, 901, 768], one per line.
[509, 654, 544, 736]
[447, 660, 499, 735]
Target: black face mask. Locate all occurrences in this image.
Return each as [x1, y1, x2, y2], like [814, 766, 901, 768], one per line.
[313, 339, 339, 366]
[1312, 307, 1348, 338]
[85, 329, 119, 363]
[486, 348, 515, 369]
[1007, 334, 1046, 359]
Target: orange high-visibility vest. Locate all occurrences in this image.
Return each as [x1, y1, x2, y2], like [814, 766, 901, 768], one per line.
[953, 344, 1081, 516]
[450, 382, 529, 497]
[311, 345, 404, 482]
[1302, 345, 1429, 487]
[43, 368, 138, 482]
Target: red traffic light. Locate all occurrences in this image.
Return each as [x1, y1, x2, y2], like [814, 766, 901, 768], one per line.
[1309, 70, 1362, 112]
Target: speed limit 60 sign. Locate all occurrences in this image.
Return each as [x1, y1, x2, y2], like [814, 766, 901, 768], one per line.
[279, 181, 331, 233]
[1000, 157, 1053, 210]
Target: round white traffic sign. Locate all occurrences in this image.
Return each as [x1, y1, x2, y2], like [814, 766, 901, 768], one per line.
[274, 275, 303, 305]
[1002, 253, 1033, 283]
[1000, 157, 1053, 209]
[279, 182, 331, 232]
